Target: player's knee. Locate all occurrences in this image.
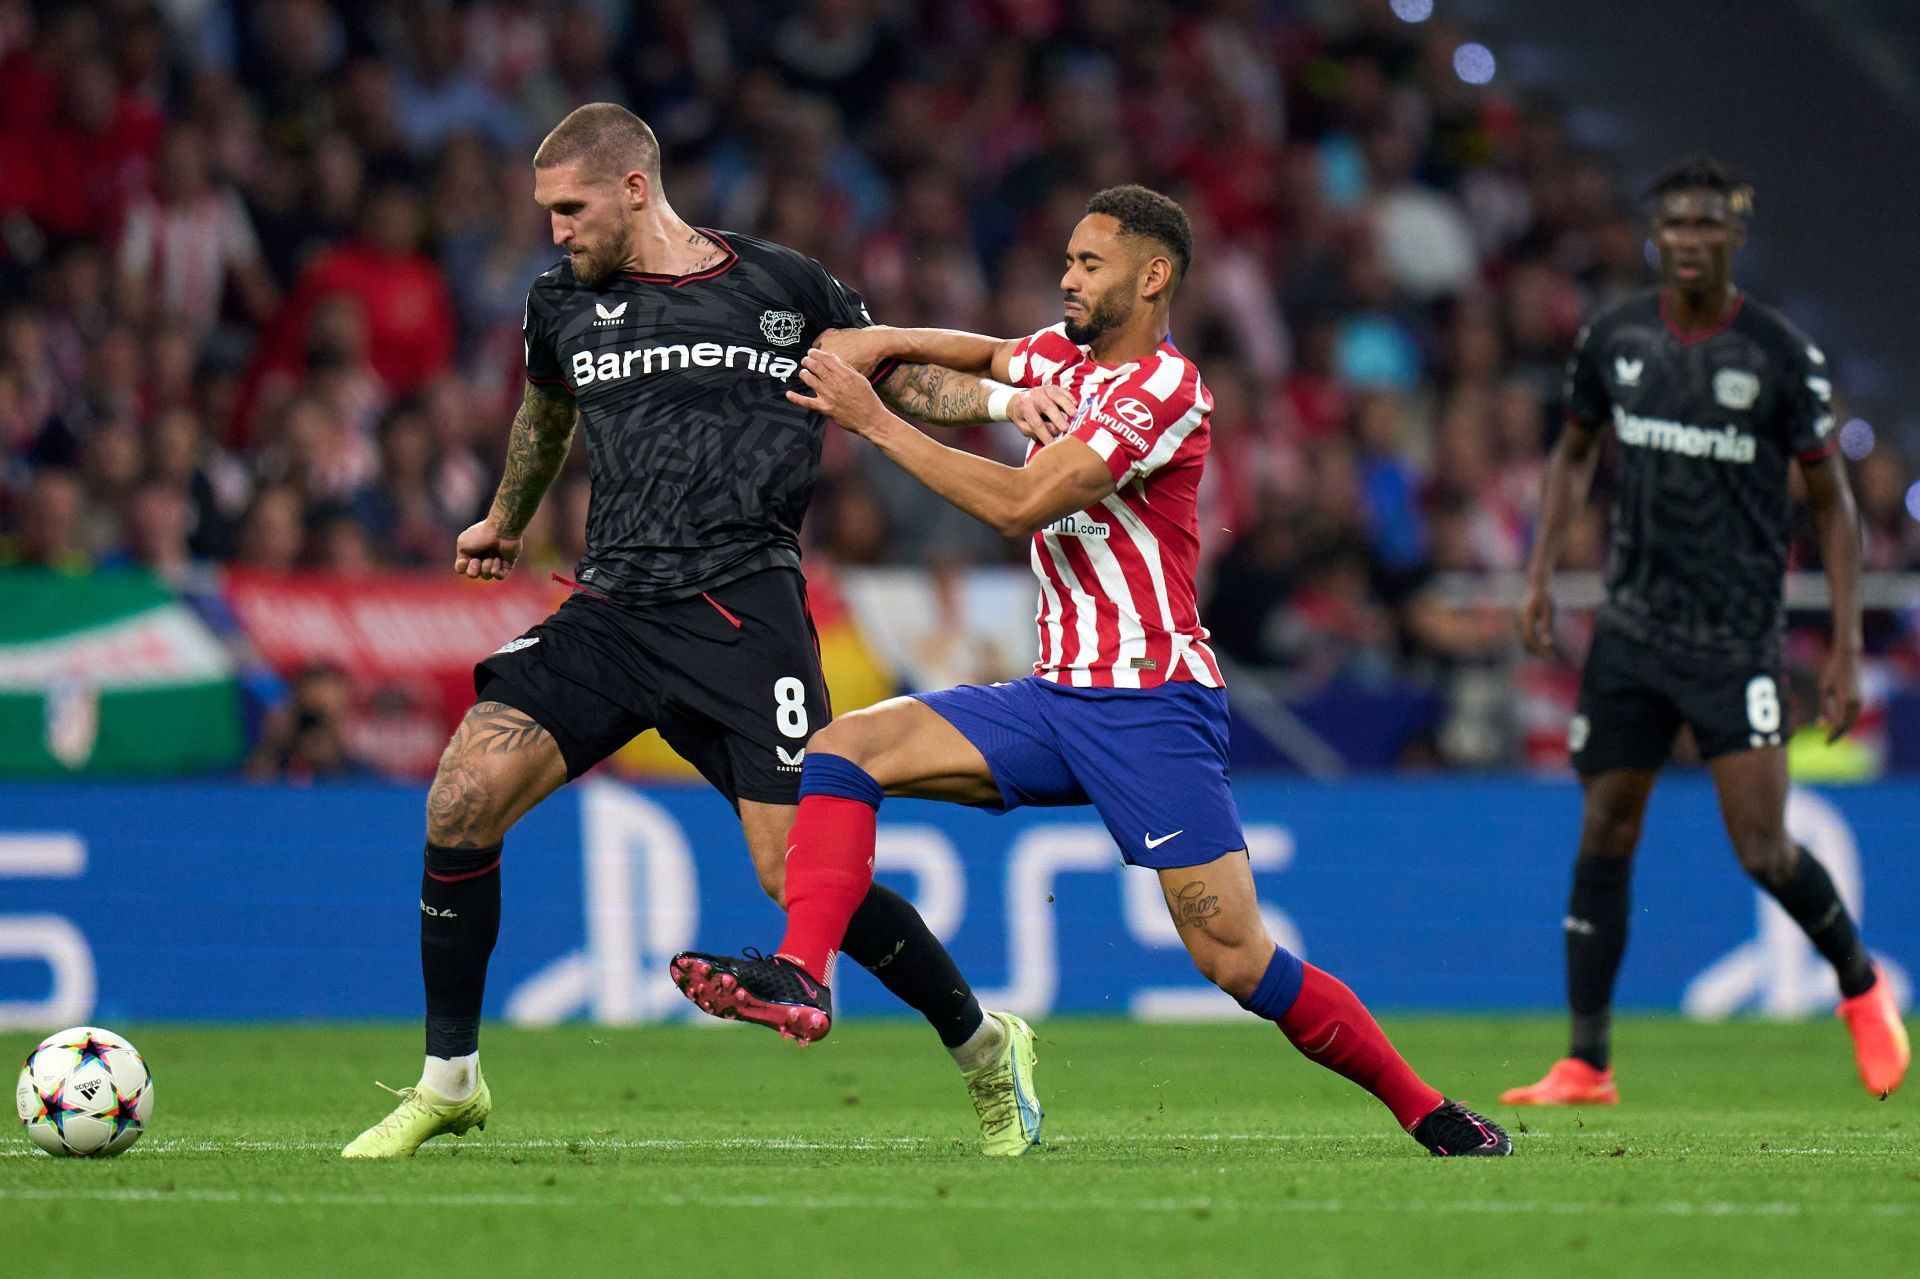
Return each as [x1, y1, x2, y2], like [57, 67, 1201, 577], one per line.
[1577, 807, 1641, 860]
[807, 713, 875, 766]
[1187, 939, 1268, 1001]
[1732, 829, 1794, 885]
[425, 753, 518, 847]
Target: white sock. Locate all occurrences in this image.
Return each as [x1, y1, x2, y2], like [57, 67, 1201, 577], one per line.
[949, 1013, 1008, 1073]
[420, 1053, 479, 1101]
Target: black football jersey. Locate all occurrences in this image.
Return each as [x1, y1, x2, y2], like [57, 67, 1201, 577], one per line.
[1566, 288, 1838, 664]
[523, 231, 885, 605]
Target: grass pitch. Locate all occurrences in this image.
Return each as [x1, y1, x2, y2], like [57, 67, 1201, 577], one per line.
[3, 1017, 1914, 1278]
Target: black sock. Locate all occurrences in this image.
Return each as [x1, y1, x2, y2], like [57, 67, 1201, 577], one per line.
[1759, 846, 1876, 999]
[422, 841, 503, 1058]
[840, 883, 984, 1049]
[1565, 855, 1632, 1071]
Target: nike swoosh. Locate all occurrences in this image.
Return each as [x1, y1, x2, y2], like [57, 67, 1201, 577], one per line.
[1143, 830, 1185, 850]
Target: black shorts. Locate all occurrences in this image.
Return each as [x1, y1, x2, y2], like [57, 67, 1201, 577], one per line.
[473, 567, 828, 805]
[1569, 625, 1785, 774]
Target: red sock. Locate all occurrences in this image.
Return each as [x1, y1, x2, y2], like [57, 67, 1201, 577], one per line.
[775, 793, 877, 983]
[1276, 964, 1444, 1131]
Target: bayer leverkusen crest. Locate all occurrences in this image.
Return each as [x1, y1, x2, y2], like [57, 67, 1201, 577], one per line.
[759, 309, 805, 346]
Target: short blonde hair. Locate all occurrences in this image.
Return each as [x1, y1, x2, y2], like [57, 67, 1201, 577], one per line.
[533, 103, 660, 182]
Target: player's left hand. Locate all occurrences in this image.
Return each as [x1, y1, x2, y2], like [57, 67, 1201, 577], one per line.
[1010, 384, 1079, 444]
[1819, 645, 1864, 742]
[788, 348, 887, 436]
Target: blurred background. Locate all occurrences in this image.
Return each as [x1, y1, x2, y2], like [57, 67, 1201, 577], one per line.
[5, 0, 1920, 783]
[4, 0, 1919, 1029]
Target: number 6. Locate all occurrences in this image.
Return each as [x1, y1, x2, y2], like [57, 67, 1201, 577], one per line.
[1745, 676, 1780, 735]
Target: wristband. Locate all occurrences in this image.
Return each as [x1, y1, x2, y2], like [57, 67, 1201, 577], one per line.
[984, 382, 1017, 421]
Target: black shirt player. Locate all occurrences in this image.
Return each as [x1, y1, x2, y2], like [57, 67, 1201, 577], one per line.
[1503, 157, 1908, 1107]
[343, 104, 1075, 1158]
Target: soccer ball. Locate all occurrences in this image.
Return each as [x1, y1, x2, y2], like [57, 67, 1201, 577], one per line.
[15, 1026, 154, 1157]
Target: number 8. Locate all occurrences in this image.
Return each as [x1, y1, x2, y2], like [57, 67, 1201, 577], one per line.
[774, 677, 809, 739]
[1745, 676, 1780, 735]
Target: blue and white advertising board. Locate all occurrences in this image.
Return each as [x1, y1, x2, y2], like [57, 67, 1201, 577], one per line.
[0, 778, 1911, 1027]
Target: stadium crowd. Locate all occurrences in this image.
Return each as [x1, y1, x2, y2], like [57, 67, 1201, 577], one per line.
[3, 0, 1916, 771]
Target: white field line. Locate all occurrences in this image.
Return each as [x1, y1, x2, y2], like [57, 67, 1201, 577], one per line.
[0, 1185, 1913, 1219]
[11, 1128, 1912, 1158]
[0, 1132, 1452, 1157]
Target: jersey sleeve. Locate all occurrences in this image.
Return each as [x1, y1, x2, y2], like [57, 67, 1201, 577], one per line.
[1072, 355, 1210, 484]
[794, 258, 899, 385]
[1775, 331, 1839, 461]
[1004, 325, 1086, 389]
[522, 283, 568, 392]
[1564, 321, 1610, 428]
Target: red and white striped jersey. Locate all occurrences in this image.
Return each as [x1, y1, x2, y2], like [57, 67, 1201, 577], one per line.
[1005, 324, 1222, 689]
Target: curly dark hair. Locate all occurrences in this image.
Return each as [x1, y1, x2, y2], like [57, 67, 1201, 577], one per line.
[1645, 154, 1753, 218]
[1086, 184, 1194, 284]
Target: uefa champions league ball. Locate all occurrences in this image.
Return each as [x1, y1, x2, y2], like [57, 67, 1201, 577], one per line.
[15, 1026, 153, 1157]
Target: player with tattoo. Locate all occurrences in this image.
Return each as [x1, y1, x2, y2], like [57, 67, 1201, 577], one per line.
[343, 104, 1077, 1158]
[672, 186, 1510, 1157]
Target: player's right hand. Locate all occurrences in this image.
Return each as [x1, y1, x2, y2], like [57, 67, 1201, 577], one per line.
[818, 327, 895, 377]
[455, 519, 522, 581]
[1517, 580, 1557, 657]
[1010, 384, 1079, 444]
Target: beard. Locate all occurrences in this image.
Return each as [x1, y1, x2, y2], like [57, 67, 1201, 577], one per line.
[568, 224, 634, 288]
[1062, 289, 1133, 345]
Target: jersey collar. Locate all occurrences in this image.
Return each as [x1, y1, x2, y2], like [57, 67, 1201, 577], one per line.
[1660, 289, 1744, 346]
[622, 229, 739, 287]
[1078, 334, 1180, 372]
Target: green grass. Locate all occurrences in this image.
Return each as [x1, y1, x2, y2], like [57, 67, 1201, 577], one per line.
[4, 1017, 1915, 1278]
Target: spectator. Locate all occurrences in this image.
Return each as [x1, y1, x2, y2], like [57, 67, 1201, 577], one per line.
[391, 5, 523, 155]
[30, 53, 163, 243]
[245, 664, 368, 781]
[146, 406, 240, 560]
[352, 401, 453, 566]
[244, 184, 456, 425]
[0, 0, 1908, 779]
[118, 122, 280, 340]
[1364, 126, 1480, 302]
[101, 481, 198, 585]
[76, 417, 143, 554]
[235, 484, 305, 572]
[0, 469, 90, 572]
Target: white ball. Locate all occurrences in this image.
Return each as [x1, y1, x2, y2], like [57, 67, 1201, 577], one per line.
[16, 1026, 153, 1157]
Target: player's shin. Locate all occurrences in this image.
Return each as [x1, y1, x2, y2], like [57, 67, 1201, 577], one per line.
[776, 754, 882, 983]
[841, 882, 993, 1065]
[420, 841, 502, 1100]
[1762, 844, 1876, 999]
[1240, 947, 1444, 1132]
[1566, 855, 1633, 1069]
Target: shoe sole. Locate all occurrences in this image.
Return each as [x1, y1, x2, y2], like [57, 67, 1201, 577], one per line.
[670, 956, 831, 1044]
[1429, 1139, 1513, 1157]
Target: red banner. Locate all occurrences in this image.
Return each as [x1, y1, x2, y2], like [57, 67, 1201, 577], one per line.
[223, 569, 560, 777]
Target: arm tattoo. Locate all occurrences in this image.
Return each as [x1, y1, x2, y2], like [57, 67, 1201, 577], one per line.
[878, 363, 993, 425]
[1171, 881, 1223, 930]
[491, 381, 577, 535]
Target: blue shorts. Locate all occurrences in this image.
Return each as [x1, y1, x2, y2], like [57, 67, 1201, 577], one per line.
[913, 677, 1247, 869]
